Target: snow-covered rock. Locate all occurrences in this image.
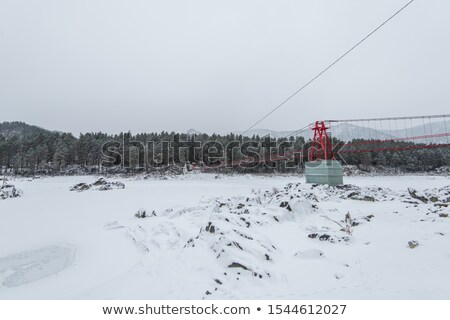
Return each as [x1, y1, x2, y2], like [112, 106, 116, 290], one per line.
[69, 177, 125, 192]
[0, 184, 22, 200]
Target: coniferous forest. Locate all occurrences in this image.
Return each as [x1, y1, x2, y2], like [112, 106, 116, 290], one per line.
[0, 121, 449, 175]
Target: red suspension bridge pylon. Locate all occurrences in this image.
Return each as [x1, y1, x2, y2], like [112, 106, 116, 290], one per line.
[309, 121, 334, 161]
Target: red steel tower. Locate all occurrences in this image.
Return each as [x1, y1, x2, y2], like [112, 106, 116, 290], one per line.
[309, 121, 334, 161]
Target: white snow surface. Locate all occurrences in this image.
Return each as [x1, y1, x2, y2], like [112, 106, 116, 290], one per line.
[0, 174, 449, 299]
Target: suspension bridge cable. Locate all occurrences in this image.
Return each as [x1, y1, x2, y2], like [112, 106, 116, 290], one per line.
[428, 117, 434, 144]
[404, 118, 408, 141]
[380, 120, 384, 140]
[374, 120, 379, 140]
[395, 119, 399, 141]
[444, 115, 449, 143]
[282, 122, 314, 139]
[241, 0, 416, 135]
[410, 118, 414, 142]
[347, 122, 351, 141]
[422, 117, 427, 143]
[327, 114, 450, 123]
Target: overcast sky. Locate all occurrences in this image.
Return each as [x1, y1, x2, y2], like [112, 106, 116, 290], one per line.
[1, 0, 449, 135]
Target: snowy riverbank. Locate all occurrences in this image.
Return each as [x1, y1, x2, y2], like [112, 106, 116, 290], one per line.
[0, 174, 449, 299]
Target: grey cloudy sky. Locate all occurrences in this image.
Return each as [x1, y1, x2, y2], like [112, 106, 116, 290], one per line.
[0, 0, 449, 135]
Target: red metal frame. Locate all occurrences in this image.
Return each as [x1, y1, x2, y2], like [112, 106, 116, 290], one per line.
[309, 121, 334, 161]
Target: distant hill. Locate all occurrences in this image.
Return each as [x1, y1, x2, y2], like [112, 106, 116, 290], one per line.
[0, 121, 52, 138]
[186, 128, 203, 135]
[235, 124, 396, 140]
[234, 128, 296, 139]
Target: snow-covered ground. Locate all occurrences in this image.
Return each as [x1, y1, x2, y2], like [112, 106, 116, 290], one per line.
[0, 174, 449, 299]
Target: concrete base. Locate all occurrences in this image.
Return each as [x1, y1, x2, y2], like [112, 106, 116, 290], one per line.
[305, 160, 343, 186]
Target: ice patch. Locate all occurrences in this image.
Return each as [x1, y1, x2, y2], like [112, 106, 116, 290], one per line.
[0, 245, 76, 287]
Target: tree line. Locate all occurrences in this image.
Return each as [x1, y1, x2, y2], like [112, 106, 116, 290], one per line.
[0, 122, 448, 175]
